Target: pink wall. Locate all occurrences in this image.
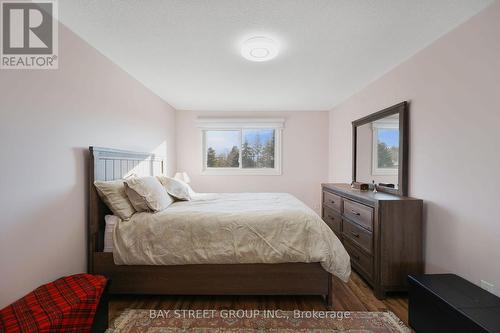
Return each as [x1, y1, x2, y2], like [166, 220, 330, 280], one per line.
[329, 2, 500, 295]
[0, 24, 177, 307]
[176, 110, 329, 213]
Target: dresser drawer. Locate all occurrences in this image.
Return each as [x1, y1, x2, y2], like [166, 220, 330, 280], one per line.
[323, 191, 341, 212]
[342, 218, 372, 254]
[322, 207, 342, 235]
[344, 239, 373, 281]
[343, 199, 373, 231]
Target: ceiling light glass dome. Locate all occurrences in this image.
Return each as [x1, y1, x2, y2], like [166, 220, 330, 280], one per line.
[241, 36, 279, 62]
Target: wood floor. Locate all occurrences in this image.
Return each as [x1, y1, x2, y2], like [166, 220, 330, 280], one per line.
[109, 271, 409, 326]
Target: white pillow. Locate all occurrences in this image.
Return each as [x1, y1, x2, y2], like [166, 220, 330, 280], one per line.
[124, 176, 173, 212]
[186, 183, 196, 197]
[104, 215, 120, 252]
[94, 180, 136, 220]
[157, 176, 191, 201]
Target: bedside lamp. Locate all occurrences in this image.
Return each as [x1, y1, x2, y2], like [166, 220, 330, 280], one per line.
[174, 172, 191, 184]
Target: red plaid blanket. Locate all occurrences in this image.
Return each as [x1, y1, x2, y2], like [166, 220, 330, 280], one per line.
[0, 274, 107, 333]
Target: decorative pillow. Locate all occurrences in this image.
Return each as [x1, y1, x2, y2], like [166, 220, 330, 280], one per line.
[94, 180, 136, 220]
[157, 176, 191, 201]
[124, 183, 151, 212]
[124, 176, 173, 212]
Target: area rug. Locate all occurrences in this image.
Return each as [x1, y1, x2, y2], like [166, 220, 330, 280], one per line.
[106, 309, 411, 332]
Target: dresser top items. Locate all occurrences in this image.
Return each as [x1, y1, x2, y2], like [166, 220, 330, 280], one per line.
[322, 183, 420, 207]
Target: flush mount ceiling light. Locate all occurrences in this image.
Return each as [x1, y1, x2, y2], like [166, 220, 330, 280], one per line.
[241, 36, 279, 62]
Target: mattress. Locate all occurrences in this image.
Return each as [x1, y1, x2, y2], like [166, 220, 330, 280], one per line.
[112, 193, 351, 282]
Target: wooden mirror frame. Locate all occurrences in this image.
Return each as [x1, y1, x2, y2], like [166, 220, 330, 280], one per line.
[352, 101, 409, 196]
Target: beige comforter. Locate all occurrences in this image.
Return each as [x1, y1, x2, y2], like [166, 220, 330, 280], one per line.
[113, 193, 351, 282]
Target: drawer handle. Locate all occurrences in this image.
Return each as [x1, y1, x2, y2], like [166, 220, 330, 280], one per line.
[350, 231, 360, 238]
[350, 209, 361, 216]
[330, 200, 335, 204]
[328, 215, 335, 220]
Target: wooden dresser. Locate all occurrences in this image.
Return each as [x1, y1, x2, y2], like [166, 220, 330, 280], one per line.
[321, 183, 423, 299]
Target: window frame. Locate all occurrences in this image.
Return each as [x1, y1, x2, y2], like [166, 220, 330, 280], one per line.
[198, 118, 284, 176]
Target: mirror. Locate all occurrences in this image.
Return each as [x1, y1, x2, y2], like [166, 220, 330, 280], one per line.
[356, 115, 399, 187]
[352, 102, 408, 196]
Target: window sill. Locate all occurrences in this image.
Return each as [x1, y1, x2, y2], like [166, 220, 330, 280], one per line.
[202, 168, 282, 176]
[372, 168, 398, 176]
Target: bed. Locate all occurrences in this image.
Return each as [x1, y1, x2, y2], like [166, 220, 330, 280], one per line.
[88, 147, 350, 308]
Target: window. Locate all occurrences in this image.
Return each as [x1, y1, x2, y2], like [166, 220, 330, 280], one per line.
[205, 130, 241, 168]
[241, 129, 275, 169]
[372, 120, 399, 175]
[199, 118, 283, 175]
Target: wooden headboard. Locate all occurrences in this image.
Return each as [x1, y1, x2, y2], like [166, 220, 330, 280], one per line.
[88, 146, 165, 272]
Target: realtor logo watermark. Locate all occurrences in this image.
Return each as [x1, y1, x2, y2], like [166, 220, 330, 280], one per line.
[1, 0, 58, 69]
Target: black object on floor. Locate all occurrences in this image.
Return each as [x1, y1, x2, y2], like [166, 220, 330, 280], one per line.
[408, 274, 500, 333]
[91, 280, 110, 333]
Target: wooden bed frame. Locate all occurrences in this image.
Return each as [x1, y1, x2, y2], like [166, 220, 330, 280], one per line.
[87, 146, 334, 308]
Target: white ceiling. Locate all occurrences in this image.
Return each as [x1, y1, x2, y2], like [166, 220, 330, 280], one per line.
[59, 0, 493, 111]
